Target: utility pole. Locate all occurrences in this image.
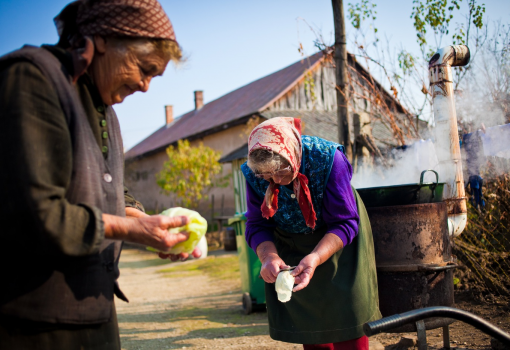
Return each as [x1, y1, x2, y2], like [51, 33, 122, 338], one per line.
[332, 0, 353, 161]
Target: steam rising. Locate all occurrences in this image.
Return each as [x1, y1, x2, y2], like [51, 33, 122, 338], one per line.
[456, 91, 506, 132]
[352, 139, 440, 188]
[351, 91, 509, 190]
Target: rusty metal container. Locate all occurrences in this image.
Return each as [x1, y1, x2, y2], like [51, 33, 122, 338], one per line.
[367, 202, 456, 332]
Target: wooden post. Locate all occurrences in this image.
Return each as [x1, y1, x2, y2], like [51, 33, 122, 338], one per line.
[332, 0, 353, 162]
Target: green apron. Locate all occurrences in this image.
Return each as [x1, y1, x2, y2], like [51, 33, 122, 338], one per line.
[265, 188, 382, 344]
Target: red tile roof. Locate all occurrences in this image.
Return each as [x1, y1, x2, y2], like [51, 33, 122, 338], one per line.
[125, 52, 324, 159]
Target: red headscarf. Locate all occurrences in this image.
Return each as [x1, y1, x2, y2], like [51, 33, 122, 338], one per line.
[248, 117, 317, 229]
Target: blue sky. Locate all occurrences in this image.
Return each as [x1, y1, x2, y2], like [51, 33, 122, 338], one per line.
[1, 0, 509, 150]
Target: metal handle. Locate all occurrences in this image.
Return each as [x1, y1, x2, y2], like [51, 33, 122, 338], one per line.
[363, 306, 510, 346]
[420, 169, 439, 185]
[377, 263, 458, 273]
[417, 263, 458, 272]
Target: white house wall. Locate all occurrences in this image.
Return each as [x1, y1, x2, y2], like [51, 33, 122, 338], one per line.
[125, 123, 248, 219]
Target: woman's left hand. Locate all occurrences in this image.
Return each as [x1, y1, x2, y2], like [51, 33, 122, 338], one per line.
[158, 248, 201, 262]
[291, 252, 321, 292]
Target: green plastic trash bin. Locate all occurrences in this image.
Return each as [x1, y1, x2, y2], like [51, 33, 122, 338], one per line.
[228, 213, 266, 314]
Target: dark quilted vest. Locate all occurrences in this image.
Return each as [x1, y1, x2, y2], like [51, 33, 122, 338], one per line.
[242, 136, 344, 234]
[0, 46, 125, 324]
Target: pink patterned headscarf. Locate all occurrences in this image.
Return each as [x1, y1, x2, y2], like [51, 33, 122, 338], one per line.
[55, 0, 177, 44]
[248, 117, 317, 229]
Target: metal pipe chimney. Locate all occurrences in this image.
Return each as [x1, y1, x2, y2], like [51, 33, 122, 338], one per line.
[428, 45, 470, 237]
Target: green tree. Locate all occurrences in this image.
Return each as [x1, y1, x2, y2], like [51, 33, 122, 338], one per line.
[347, 0, 485, 57]
[348, 0, 485, 90]
[156, 139, 230, 209]
[341, 0, 487, 134]
[410, 0, 485, 56]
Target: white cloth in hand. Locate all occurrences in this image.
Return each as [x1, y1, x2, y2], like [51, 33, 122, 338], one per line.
[275, 270, 295, 303]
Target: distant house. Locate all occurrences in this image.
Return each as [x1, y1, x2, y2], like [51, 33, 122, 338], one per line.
[124, 51, 420, 218]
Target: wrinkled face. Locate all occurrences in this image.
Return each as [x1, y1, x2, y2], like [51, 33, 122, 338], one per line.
[270, 170, 294, 186]
[255, 160, 295, 186]
[89, 36, 170, 105]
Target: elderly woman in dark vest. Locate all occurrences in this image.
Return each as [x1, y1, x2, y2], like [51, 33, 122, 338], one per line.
[242, 117, 381, 350]
[0, 0, 198, 348]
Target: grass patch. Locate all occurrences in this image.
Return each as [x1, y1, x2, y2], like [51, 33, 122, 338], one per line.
[157, 255, 240, 280]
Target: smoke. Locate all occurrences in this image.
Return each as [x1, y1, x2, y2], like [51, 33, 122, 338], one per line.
[351, 30, 510, 189]
[352, 139, 440, 188]
[352, 91, 510, 190]
[456, 90, 506, 131]
[455, 79, 510, 177]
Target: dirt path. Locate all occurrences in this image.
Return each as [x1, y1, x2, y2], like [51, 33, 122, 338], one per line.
[116, 247, 301, 350]
[116, 247, 510, 350]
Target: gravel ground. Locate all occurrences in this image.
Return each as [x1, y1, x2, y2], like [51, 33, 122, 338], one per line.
[116, 247, 510, 350]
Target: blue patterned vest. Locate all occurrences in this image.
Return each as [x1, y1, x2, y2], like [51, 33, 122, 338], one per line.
[242, 136, 344, 234]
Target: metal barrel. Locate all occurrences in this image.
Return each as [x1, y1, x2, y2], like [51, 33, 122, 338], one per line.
[367, 202, 456, 332]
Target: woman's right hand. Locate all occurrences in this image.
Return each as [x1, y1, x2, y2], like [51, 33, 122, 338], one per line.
[124, 214, 201, 261]
[256, 241, 289, 283]
[103, 213, 192, 252]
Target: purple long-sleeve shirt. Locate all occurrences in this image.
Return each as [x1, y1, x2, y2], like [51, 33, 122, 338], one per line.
[245, 150, 359, 252]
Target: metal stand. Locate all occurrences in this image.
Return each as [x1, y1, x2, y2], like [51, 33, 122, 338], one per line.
[416, 320, 427, 350]
[412, 322, 450, 350]
[443, 325, 451, 349]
